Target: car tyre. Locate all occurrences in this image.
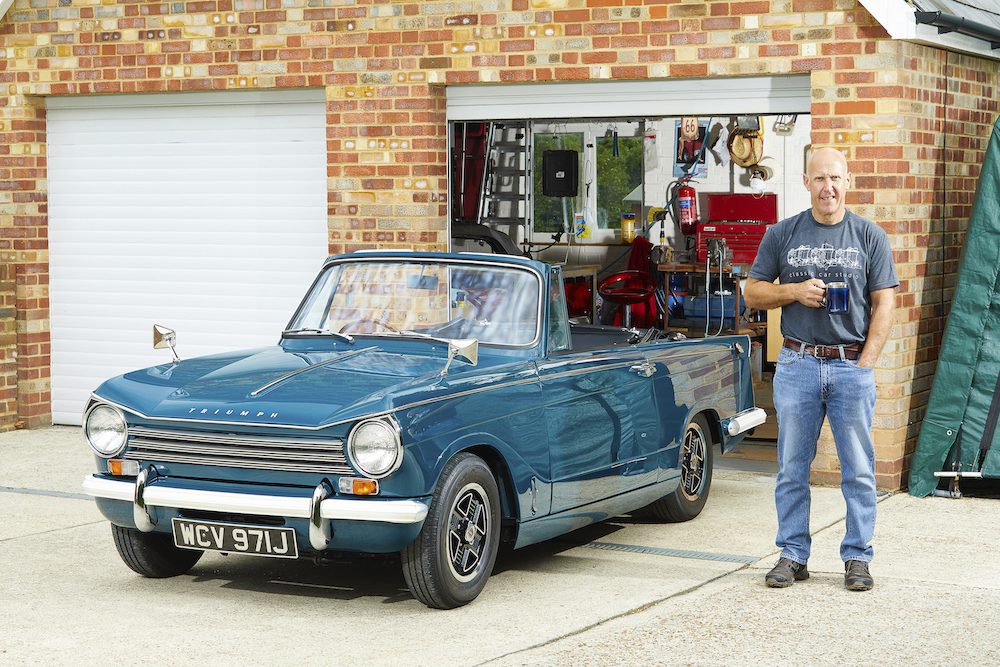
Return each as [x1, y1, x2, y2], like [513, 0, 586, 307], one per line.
[111, 524, 203, 578]
[646, 414, 714, 523]
[401, 453, 501, 609]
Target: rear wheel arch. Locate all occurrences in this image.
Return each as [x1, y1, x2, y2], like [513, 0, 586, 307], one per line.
[699, 408, 724, 448]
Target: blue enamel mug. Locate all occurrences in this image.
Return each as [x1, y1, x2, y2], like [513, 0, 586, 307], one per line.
[826, 282, 849, 314]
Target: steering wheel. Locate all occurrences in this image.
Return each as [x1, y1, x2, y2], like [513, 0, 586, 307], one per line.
[339, 319, 400, 334]
[598, 270, 656, 306]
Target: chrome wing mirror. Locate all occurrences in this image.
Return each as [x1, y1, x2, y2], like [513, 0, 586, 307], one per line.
[441, 339, 478, 377]
[153, 324, 180, 363]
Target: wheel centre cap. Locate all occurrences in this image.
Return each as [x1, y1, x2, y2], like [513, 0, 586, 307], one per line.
[464, 522, 476, 543]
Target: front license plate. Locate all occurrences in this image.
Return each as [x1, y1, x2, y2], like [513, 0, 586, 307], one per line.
[171, 518, 298, 559]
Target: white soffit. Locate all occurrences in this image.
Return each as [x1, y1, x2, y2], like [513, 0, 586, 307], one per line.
[446, 75, 812, 121]
[860, 0, 1000, 61]
[46, 89, 329, 424]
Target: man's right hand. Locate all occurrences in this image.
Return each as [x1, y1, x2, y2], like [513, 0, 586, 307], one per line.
[795, 279, 827, 308]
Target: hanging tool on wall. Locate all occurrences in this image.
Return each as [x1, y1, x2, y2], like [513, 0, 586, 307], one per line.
[728, 115, 764, 168]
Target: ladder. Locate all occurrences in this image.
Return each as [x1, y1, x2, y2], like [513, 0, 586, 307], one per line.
[477, 121, 532, 244]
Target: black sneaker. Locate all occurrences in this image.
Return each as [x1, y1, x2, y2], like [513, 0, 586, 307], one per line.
[844, 560, 874, 591]
[765, 557, 809, 588]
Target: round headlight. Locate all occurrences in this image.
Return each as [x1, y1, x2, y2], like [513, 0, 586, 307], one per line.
[347, 418, 402, 478]
[85, 404, 128, 457]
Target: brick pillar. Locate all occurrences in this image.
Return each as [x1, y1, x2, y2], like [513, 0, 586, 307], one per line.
[0, 263, 17, 431]
[805, 41, 1000, 489]
[326, 77, 448, 254]
[0, 94, 50, 428]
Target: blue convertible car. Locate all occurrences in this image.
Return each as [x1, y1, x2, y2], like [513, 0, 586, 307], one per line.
[83, 251, 764, 608]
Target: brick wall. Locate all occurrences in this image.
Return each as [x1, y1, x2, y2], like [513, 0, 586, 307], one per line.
[1, 0, 998, 487]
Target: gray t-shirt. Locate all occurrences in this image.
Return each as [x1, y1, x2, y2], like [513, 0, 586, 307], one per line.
[748, 209, 898, 345]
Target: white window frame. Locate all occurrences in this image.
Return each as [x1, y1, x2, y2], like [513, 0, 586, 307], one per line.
[531, 120, 644, 244]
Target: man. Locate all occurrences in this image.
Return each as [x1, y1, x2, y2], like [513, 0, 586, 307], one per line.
[744, 147, 898, 591]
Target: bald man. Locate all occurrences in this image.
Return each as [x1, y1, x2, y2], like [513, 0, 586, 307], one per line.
[745, 147, 897, 591]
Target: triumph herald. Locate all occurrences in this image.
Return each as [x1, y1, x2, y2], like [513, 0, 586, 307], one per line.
[82, 251, 764, 608]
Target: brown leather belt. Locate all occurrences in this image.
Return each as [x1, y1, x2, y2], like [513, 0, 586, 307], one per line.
[783, 338, 863, 361]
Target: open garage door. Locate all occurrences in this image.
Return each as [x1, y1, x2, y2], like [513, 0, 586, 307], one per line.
[46, 90, 329, 424]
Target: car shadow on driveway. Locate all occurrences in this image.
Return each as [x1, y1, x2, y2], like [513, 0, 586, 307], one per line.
[186, 551, 414, 603]
[174, 520, 630, 604]
[492, 520, 628, 574]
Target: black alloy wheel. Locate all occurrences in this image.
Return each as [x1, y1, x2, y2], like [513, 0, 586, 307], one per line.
[644, 413, 714, 522]
[401, 452, 501, 609]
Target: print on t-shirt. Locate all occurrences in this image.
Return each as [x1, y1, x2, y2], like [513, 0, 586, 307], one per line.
[786, 244, 862, 270]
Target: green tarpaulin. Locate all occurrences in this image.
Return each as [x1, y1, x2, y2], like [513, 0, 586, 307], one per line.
[910, 116, 1000, 496]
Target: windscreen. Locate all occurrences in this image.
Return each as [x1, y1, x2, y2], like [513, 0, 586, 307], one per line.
[289, 260, 541, 346]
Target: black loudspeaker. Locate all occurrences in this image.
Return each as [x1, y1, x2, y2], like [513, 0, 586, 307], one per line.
[542, 150, 579, 197]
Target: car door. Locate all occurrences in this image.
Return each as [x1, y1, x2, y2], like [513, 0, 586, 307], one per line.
[643, 339, 742, 478]
[537, 348, 660, 514]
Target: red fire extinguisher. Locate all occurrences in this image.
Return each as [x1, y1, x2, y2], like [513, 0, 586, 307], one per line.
[677, 181, 698, 236]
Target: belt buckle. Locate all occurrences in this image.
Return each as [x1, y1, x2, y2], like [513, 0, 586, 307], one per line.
[813, 344, 829, 358]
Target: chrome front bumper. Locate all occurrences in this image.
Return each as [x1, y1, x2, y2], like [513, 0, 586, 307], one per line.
[83, 472, 429, 552]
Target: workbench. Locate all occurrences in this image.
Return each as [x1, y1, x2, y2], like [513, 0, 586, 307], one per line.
[657, 261, 752, 335]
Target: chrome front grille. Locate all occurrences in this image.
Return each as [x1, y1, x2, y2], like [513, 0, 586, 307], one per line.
[124, 426, 353, 475]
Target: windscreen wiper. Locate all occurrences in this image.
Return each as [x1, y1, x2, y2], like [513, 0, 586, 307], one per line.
[398, 330, 437, 339]
[281, 327, 355, 344]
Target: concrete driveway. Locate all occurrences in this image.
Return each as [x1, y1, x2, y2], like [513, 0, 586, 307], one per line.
[2, 427, 998, 666]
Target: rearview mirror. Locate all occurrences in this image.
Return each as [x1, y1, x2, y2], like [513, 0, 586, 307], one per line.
[406, 274, 439, 291]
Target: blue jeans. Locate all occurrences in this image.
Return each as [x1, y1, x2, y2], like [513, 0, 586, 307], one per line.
[772, 346, 877, 564]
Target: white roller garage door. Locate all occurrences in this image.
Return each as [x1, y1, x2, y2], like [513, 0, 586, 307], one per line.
[47, 90, 329, 425]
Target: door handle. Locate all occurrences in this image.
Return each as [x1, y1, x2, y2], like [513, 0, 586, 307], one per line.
[630, 362, 655, 378]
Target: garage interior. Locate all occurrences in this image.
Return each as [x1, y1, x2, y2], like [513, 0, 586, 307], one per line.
[447, 77, 814, 462]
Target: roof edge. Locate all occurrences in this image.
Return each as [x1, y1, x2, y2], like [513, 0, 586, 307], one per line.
[859, 0, 1000, 61]
[0, 0, 12, 25]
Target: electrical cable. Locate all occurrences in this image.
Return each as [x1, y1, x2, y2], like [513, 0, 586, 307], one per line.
[714, 254, 726, 336]
[704, 249, 711, 337]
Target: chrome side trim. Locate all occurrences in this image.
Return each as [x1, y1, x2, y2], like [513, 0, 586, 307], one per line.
[83, 475, 429, 525]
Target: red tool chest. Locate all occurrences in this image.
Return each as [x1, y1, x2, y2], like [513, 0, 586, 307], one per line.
[695, 193, 778, 264]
